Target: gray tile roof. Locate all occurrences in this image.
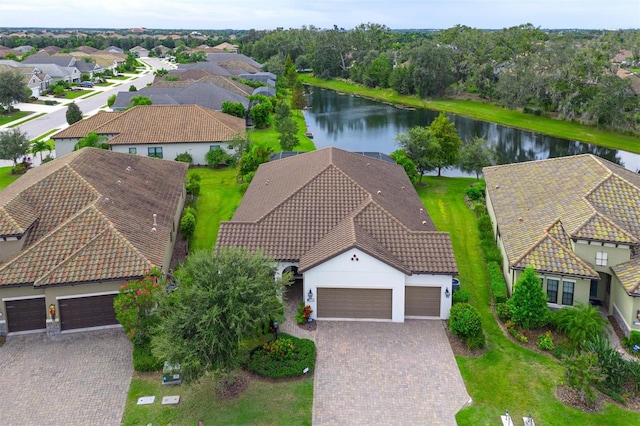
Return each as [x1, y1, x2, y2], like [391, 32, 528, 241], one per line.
[217, 148, 457, 275]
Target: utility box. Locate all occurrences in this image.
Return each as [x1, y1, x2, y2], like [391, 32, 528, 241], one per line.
[162, 362, 182, 385]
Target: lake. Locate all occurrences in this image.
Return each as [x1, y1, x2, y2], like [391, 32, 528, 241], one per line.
[302, 88, 640, 177]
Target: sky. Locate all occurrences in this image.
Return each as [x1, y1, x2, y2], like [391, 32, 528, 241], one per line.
[1, 0, 638, 30]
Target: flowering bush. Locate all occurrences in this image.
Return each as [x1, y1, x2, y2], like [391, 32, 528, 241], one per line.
[248, 333, 316, 378]
[263, 337, 295, 361]
[113, 268, 164, 344]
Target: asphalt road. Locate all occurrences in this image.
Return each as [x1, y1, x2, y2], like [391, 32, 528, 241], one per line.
[15, 57, 167, 140]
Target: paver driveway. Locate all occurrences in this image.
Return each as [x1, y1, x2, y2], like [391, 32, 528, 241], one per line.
[0, 329, 132, 426]
[312, 321, 470, 426]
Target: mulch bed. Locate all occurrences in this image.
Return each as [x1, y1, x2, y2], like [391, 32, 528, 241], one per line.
[443, 320, 485, 358]
[169, 235, 188, 272]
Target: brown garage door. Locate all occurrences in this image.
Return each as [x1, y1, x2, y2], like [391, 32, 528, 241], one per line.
[317, 288, 392, 319]
[59, 294, 118, 331]
[405, 286, 440, 317]
[5, 298, 46, 332]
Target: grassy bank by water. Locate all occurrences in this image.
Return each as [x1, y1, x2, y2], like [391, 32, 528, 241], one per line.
[300, 75, 640, 154]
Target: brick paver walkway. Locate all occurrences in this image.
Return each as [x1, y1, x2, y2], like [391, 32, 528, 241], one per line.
[0, 329, 132, 426]
[312, 321, 470, 425]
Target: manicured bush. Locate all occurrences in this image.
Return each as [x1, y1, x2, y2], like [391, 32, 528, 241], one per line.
[464, 186, 482, 201]
[133, 342, 164, 372]
[488, 262, 508, 304]
[248, 333, 316, 378]
[452, 289, 470, 304]
[480, 240, 502, 265]
[186, 180, 200, 196]
[175, 151, 193, 164]
[495, 302, 512, 321]
[180, 212, 196, 239]
[508, 267, 549, 330]
[477, 215, 493, 236]
[472, 202, 487, 217]
[295, 301, 313, 324]
[449, 303, 483, 341]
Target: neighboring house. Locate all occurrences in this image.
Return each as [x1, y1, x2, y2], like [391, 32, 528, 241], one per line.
[51, 105, 246, 164]
[22, 55, 77, 68]
[129, 46, 149, 58]
[253, 86, 276, 97]
[617, 68, 640, 96]
[37, 46, 62, 56]
[483, 155, 640, 335]
[207, 53, 261, 69]
[13, 45, 34, 54]
[0, 46, 20, 59]
[0, 63, 51, 95]
[239, 72, 276, 87]
[0, 148, 187, 335]
[213, 42, 239, 53]
[110, 82, 250, 112]
[217, 148, 458, 322]
[73, 60, 101, 77]
[104, 46, 124, 54]
[155, 69, 254, 97]
[32, 64, 81, 84]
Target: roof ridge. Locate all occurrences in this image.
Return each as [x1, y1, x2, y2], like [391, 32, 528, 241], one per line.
[574, 210, 639, 244]
[0, 204, 27, 234]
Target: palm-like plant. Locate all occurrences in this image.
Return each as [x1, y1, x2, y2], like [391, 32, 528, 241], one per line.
[555, 303, 610, 351]
[74, 132, 109, 151]
[30, 140, 52, 161]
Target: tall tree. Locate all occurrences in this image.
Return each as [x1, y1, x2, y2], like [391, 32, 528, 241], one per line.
[410, 42, 456, 98]
[283, 53, 298, 88]
[458, 136, 495, 179]
[151, 248, 289, 383]
[0, 128, 30, 166]
[274, 102, 299, 151]
[66, 102, 83, 125]
[395, 125, 437, 182]
[508, 267, 549, 330]
[428, 112, 462, 176]
[30, 139, 53, 161]
[390, 149, 419, 183]
[74, 132, 109, 151]
[290, 79, 307, 113]
[0, 69, 29, 111]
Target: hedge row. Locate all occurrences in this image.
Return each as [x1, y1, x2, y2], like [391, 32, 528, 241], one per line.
[488, 261, 508, 304]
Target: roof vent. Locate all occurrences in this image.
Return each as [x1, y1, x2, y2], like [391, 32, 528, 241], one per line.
[126, 166, 132, 172]
[366, 163, 370, 166]
[151, 227, 157, 233]
[401, 186, 405, 190]
[377, 190, 381, 194]
[265, 179, 269, 185]
[104, 197, 109, 203]
[518, 217, 523, 222]
[495, 184, 499, 189]
[153, 213, 158, 226]
[117, 180, 121, 185]
[422, 220, 427, 225]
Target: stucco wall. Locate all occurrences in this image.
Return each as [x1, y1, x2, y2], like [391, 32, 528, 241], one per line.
[573, 241, 631, 274]
[111, 142, 233, 166]
[534, 273, 591, 307]
[0, 236, 27, 263]
[303, 248, 406, 322]
[612, 278, 640, 336]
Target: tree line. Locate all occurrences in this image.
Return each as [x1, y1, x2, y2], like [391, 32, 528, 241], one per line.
[240, 23, 640, 133]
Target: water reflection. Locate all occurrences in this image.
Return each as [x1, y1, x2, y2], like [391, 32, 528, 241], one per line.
[303, 88, 636, 176]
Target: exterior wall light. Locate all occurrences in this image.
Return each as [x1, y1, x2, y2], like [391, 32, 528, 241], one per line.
[49, 303, 56, 320]
[307, 289, 314, 302]
[445, 287, 450, 298]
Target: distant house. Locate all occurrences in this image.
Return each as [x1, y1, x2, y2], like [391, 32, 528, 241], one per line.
[0, 46, 20, 59]
[217, 148, 458, 322]
[129, 46, 149, 58]
[104, 46, 124, 54]
[239, 71, 276, 87]
[154, 69, 253, 97]
[0, 63, 49, 97]
[37, 46, 62, 56]
[617, 68, 640, 96]
[213, 42, 239, 53]
[13, 45, 34, 54]
[110, 82, 249, 112]
[51, 105, 246, 164]
[484, 155, 640, 336]
[0, 148, 187, 335]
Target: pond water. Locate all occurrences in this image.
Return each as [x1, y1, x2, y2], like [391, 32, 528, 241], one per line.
[302, 88, 640, 177]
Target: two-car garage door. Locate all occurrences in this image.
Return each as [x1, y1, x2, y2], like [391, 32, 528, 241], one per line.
[316, 286, 441, 320]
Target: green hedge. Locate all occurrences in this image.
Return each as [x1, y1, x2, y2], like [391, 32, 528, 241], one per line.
[488, 261, 508, 304]
[449, 303, 485, 349]
[133, 343, 164, 372]
[248, 333, 316, 378]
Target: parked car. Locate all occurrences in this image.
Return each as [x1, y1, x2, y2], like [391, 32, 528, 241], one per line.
[78, 81, 94, 88]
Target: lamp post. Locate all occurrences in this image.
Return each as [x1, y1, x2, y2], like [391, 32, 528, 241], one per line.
[273, 320, 279, 340]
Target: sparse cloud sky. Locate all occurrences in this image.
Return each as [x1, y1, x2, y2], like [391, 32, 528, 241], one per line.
[1, 0, 638, 30]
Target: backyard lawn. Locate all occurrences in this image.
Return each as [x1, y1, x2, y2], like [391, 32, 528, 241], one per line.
[418, 177, 640, 425]
[0, 166, 19, 188]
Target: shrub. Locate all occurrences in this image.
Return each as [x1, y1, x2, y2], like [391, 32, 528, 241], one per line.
[262, 337, 296, 361]
[449, 303, 483, 340]
[248, 333, 316, 378]
[295, 302, 313, 324]
[133, 342, 164, 372]
[506, 320, 529, 342]
[563, 351, 605, 407]
[508, 267, 550, 330]
[477, 214, 493, 236]
[480, 240, 502, 265]
[452, 289, 470, 304]
[488, 261, 508, 304]
[466, 332, 486, 350]
[495, 302, 512, 321]
[623, 330, 640, 354]
[584, 334, 629, 394]
[180, 212, 196, 239]
[41, 154, 54, 163]
[107, 94, 116, 107]
[186, 180, 200, 196]
[472, 202, 487, 217]
[44, 100, 57, 106]
[538, 331, 555, 351]
[555, 303, 609, 351]
[11, 163, 27, 175]
[464, 186, 482, 201]
[175, 151, 193, 164]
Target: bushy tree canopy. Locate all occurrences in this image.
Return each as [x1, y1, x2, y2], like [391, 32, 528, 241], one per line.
[0, 69, 29, 110]
[66, 102, 83, 125]
[508, 266, 549, 330]
[0, 128, 30, 166]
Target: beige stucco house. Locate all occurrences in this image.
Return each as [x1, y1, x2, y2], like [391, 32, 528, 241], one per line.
[0, 148, 187, 335]
[51, 105, 246, 165]
[484, 154, 640, 335]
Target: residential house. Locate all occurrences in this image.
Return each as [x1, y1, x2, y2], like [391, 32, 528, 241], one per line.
[110, 82, 249, 112]
[154, 69, 254, 97]
[217, 148, 458, 322]
[104, 46, 124, 54]
[0, 148, 187, 334]
[213, 42, 239, 53]
[483, 155, 640, 335]
[21, 56, 82, 83]
[51, 105, 246, 164]
[0, 62, 51, 95]
[239, 72, 276, 87]
[129, 46, 149, 58]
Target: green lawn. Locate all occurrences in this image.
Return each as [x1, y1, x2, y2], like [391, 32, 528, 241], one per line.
[300, 76, 640, 154]
[417, 177, 640, 425]
[189, 167, 244, 252]
[0, 166, 18, 189]
[122, 374, 313, 426]
[0, 111, 31, 126]
[248, 113, 315, 153]
[65, 90, 90, 99]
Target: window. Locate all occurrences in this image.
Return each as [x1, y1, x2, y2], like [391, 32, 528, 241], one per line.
[148, 147, 163, 159]
[210, 144, 221, 150]
[562, 281, 575, 306]
[128, 147, 137, 154]
[595, 251, 608, 266]
[547, 278, 559, 304]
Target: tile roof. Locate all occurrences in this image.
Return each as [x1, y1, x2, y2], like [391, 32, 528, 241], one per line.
[484, 154, 640, 286]
[0, 148, 188, 286]
[217, 148, 457, 275]
[52, 105, 246, 145]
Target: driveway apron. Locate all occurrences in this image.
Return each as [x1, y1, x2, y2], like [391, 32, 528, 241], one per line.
[0, 329, 132, 426]
[313, 321, 470, 426]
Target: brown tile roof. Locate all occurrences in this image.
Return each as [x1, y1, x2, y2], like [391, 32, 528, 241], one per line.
[52, 105, 246, 145]
[484, 154, 640, 285]
[154, 71, 253, 97]
[0, 148, 188, 286]
[613, 259, 640, 294]
[217, 148, 457, 275]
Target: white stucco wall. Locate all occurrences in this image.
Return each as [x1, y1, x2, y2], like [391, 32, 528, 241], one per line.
[111, 142, 232, 165]
[303, 249, 405, 322]
[54, 139, 77, 158]
[406, 273, 453, 319]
